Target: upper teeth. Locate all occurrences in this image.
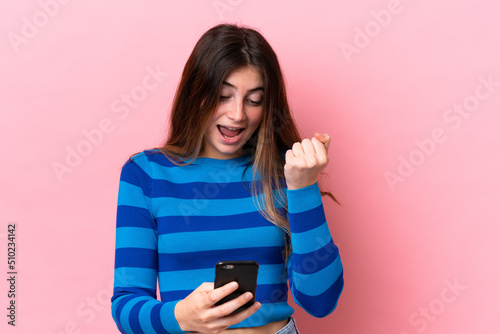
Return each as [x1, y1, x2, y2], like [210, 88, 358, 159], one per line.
[223, 126, 240, 130]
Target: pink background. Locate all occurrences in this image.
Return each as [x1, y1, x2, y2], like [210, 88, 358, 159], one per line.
[1, 0, 499, 333]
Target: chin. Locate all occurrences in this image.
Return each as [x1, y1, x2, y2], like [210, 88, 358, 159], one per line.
[218, 147, 242, 157]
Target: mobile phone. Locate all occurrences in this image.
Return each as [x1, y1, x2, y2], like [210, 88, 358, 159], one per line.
[214, 260, 259, 314]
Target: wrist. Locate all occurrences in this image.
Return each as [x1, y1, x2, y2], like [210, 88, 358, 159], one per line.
[286, 177, 319, 190]
[286, 180, 318, 191]
[174, 300, 189, 332]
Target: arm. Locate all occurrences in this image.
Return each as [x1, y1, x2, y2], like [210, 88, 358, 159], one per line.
[284, 133, 344, 317]
[111, 153, 261, 333]
[111, 156, 185, 334]
[286, 182, 344, 317]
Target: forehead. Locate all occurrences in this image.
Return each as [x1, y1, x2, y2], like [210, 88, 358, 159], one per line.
[223, 66, 264, 87]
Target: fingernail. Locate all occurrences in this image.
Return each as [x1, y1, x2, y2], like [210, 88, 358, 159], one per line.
[245, 293, 252, 300]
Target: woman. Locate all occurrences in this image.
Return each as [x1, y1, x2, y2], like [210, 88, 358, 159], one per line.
[111, 24, 344, 334]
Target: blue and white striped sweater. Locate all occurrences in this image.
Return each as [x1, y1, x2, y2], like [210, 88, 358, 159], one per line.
[111, 150, 343, 333]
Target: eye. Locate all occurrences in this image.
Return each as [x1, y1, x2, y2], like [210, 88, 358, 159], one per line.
[219, 95, 230, 100]
[247, 99, 263, 106]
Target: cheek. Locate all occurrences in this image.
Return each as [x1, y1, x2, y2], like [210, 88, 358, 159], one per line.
[251, 109, 264, 128]
[210, 105, 225, 122]
[206, 109, 223, 132]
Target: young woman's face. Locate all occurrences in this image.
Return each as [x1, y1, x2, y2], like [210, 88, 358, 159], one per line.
[201, 66, 264, 159]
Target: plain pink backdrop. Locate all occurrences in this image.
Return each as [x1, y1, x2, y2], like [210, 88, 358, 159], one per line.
[1, 0, 499, 333]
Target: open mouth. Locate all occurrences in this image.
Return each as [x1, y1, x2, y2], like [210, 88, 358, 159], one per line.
[217, 125, 245, 139]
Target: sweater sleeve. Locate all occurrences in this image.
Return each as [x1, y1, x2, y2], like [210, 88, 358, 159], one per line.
[111, 155, 186, 334]
[286, 182, 344, 317]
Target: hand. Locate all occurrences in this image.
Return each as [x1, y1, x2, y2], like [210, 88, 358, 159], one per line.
[174, 282, 261, 334]
[284, 133, 330, 190]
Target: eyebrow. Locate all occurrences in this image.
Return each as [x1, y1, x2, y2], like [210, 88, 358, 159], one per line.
[222, 81, 264, 93]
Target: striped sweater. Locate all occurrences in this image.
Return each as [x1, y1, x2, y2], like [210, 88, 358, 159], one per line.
[111, 150, 344, 333]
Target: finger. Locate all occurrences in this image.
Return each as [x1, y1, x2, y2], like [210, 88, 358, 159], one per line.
[301, 138, 317, 157]
[207, 281, 238, 306]
[292, 141, 304, 157]
[214, 291, 255, 317]
[209, 301, 261, 331]
[224, 301, 261, 325]
[314, 132, 330, 145]
[198, 282, 214, 291]
[311, 137, 327, 157]
[314, 133, 330, 153]
[285, 149, 294, 164]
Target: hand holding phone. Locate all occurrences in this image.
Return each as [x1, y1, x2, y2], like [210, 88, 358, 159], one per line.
[214, 261, 259, 314]
[174, 281, 261, 333]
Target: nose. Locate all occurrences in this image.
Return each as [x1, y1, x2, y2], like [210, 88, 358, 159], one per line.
[226, 99, 246, 122]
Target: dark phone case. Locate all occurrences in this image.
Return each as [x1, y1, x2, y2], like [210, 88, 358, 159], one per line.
[214, 261, 259, 314]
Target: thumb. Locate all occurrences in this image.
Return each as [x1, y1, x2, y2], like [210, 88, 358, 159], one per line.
[197, 282, 215, 292]
[314, 132, 331, 153]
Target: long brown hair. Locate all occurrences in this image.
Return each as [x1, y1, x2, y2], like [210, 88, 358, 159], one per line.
[158, 23, 338, 257]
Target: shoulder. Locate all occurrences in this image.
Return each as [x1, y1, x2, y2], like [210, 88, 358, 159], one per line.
[121, 149, 181, 179]
[127, 149, 178, 168]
